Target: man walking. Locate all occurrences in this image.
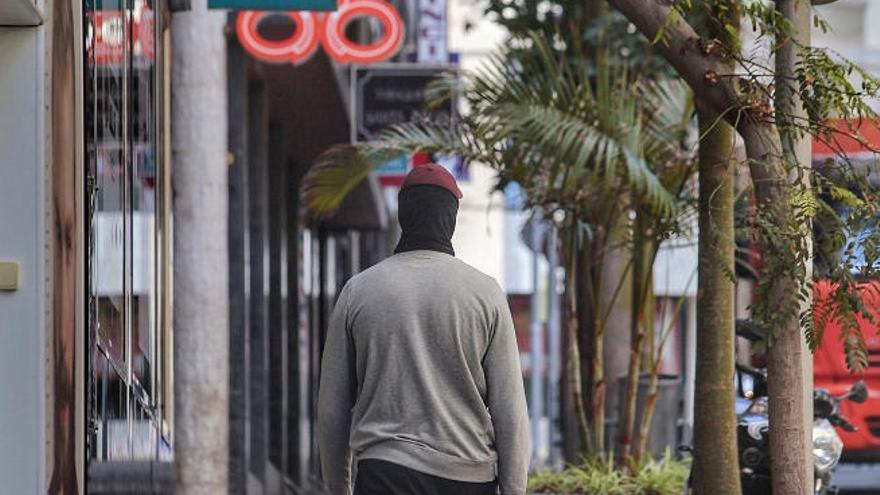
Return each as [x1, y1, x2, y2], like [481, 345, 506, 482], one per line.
[317, 164, 529, 495]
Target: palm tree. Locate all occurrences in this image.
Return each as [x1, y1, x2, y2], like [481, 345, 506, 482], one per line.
[303, 34, 694, 458]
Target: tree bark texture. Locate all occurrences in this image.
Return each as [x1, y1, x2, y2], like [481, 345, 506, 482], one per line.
[576, 242, 596, 437]
[566, 231, 593, 454]
[771, 1, 813, 492]
[604, 2, 807, 494]
[693, 113, 741, 495]
[617, 220, 649, 462]
[632, 245, 660, 463]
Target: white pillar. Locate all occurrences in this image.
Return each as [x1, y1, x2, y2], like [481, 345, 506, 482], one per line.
[171, 1, 229, 493]
[546, 225, 562, 467]
[863, 2, 880, 50]
[682, 297, 697, 445]
[529, 215, 545, 465]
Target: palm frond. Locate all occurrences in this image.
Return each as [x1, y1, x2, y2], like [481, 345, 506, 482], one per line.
[301, 145, 376, 216]
[368, 121, 492, 163]
[302, 122, 488, 215]
[488, 102, 678, 216]
[305, 32, 691, 222]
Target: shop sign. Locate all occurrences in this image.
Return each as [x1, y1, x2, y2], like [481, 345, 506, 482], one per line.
[373, 152, 432, 186]
[374, 154, 411, 186]
[417, 0, 446, 63]
[351, 65, 457, 184]
[235, 0, 404, 65]
[86, 7, 154, 65]
[351, 65, 454, 143]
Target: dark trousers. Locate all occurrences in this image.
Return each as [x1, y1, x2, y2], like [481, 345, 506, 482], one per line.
[354, 459, 497, 495]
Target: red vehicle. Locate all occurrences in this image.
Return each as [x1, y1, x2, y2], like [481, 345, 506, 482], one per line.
[813, 281, 880, 459]
[812, 122, 880, 459]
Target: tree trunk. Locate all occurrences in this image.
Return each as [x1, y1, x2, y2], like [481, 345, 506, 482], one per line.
[604, 2, 808, 494]
[576, 242, 596, 455]
[633, 373, 658, 463]
[591, 228, 616, 455]
[566, 229, 593, 453]
[692, 112, 741, 495]
[632, 245, 663, 463]
[591, 293, 606, 454]
[577, 234, 609, 456]
[617, 220, 650, 463]
[617, 320, 643, 463]
[771, 1, 813, 493]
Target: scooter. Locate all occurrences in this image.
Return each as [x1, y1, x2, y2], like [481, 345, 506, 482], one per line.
[733, 321, 869, 495]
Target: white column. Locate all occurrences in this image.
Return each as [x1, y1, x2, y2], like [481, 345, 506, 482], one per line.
[529, 215, 545, 465]
[171, 1, 229, 493]
[546, 225, 562, 467]
[682, 297, 697, 445]
[863, 1, 880, 49]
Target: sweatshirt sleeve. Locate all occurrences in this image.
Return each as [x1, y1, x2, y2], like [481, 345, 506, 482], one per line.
[484, 285, 530, 494]
[318, 285, 356, 495]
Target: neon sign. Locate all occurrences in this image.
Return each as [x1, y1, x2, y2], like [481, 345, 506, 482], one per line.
[236, 0, 404, 65]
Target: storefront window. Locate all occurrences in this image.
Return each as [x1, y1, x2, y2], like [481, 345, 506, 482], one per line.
[85, 0, 169, 463]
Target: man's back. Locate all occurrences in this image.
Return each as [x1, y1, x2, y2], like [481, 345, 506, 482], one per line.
[349, 250, 507, 464]
[318, 250, 529, 494]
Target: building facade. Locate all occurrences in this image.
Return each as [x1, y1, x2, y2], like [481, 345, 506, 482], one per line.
[85, 0, 174, 466]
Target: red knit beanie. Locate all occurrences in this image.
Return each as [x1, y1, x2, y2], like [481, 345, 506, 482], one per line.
[400, 163, 463, 200]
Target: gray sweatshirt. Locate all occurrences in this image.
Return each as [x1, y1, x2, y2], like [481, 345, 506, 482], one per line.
[317, 250, 529, 494]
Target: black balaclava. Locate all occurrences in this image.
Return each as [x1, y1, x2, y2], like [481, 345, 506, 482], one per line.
[394, 184, 459, 256]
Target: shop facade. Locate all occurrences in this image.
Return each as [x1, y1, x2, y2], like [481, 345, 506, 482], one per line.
[225, 23, 391, 491]
[1, 0, 173, 491]
[84, 0, 174, 465]
[1, 0, 88, 492]
[1, 0, 439, 492]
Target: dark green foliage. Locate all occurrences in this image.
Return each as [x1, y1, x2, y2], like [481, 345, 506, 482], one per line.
[304, 34, 688, 222]
[671, 0, 880, 372]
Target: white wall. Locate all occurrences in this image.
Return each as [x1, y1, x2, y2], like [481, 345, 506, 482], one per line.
[813, 1, 880, 93]
[0, 25, 46, 495]
[451, 158, 508, 285]
[654, 237, 698, 298]
[447, 0, 509, 284]
[447, 0, 506, 61]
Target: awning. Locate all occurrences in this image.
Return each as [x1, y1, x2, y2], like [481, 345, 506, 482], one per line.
[0, 0, 43, 26]
[812, 119, 880, 186]
[812, 118, 880, 159]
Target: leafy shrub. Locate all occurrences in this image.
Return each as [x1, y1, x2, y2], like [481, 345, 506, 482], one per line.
[528, 451, 689, 495]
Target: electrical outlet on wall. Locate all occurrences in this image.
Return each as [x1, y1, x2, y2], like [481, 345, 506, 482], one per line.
[0, 262, 20, 291]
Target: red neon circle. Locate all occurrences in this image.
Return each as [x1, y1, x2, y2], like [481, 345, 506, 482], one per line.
[321, 0, 404, 64]
[236, 10, 320, 65]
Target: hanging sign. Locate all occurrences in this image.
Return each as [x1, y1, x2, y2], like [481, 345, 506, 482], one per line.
[351, 65, 454, 142]
[235, 0, 404, 65]
[351, 65, 459, 184]
[417, 0, 446, 63]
